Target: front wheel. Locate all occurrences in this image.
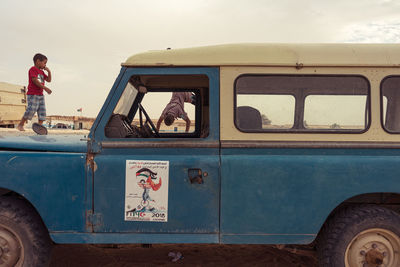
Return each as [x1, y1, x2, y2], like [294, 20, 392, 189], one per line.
[317, 205, 400, 267]
[0, 196, 52, 266]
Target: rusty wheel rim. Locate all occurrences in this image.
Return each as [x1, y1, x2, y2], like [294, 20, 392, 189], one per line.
[345, 228, 400, 267]
[0, 226, 23, 267]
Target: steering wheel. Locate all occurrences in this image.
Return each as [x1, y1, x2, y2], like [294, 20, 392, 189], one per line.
[138, 103, 160, 137]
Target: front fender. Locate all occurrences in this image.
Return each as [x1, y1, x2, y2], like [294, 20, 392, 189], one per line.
[0, 151, 87, 232]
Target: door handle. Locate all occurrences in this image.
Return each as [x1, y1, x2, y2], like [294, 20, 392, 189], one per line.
[188, 168, 208, 184]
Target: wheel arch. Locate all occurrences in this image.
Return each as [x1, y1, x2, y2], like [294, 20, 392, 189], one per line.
[0, 187, 51, 238]
[316, 192, 400, 240]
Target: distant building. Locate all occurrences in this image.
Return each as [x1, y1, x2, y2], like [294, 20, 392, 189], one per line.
[47, 115, 95, 130]
[73, 116, 94, 130]
[0, 82, 26, 128]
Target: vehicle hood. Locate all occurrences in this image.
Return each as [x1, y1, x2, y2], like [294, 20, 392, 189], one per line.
[0, 134, 88, 153]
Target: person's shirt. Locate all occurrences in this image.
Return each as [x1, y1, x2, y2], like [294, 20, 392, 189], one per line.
[27, 66, 47, 95]
[161, 92, 192, 119]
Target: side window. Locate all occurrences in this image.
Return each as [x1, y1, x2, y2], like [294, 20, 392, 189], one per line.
[235, 75, 370, 133]
[105, 75, 209, 138]
[381, 76, 400, 133]
[236, 94, 295, 130]
[304, 95, 367, 130]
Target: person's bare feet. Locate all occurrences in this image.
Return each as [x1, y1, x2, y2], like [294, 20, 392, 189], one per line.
[17, 124, 25, 131]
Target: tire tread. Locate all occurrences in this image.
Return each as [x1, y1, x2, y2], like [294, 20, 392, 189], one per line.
[0, 196, 52, 267]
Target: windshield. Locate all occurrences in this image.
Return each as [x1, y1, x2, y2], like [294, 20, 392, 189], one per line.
[114, 82, 138, 116]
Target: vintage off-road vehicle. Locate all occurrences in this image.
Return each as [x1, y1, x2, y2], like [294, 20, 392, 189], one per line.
[1, 44, 400, 266]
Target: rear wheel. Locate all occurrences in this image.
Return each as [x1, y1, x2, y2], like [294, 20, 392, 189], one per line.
[317, 205, 400, 267]
[0, 196, 52, 266]
[345, 228, 400, 267]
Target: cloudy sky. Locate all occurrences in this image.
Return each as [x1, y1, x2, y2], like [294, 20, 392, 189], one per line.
[0, 0, 399, 117]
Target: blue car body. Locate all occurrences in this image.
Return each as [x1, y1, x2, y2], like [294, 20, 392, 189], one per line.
[1, 64, 399, 246]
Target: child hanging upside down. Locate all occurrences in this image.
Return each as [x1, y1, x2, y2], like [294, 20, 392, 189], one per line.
[156, 92, 195, 133]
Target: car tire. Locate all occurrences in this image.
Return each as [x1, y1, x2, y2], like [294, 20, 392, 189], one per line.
[317, 205, 400, 267]
[0, 196, 52, 267]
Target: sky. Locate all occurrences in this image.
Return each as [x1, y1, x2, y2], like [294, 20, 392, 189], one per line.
[0, 0, 399, 118]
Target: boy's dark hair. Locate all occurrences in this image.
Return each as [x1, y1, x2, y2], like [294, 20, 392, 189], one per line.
[164, 114, 175, 126]
[33, 53, 47, 63]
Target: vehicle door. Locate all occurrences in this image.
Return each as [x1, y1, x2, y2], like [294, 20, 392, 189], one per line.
[90, 67, 220, 243]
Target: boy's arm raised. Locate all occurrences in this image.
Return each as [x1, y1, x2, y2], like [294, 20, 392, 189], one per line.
[184, 116, 191, 132]
[44, 67, 52, 82]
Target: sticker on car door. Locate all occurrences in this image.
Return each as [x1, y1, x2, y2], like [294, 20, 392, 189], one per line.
[125, 160, 169, 222]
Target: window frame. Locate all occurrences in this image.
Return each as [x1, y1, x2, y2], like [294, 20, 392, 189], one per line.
[90, 67, 220, 150]
[105, 74, 208, 139]
[380, 75, 400, 134]
[234, 74, 371, 134]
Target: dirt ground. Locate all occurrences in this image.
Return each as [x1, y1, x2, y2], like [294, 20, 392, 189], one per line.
[1, 128, 318, 266]
[49, 244, 318, 267]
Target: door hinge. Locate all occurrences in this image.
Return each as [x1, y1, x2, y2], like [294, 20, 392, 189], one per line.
[88, 139, 102, 153]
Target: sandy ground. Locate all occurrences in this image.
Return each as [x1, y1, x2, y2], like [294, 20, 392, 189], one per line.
[49, 244, 318, 267]
[1, 128, 318, 266]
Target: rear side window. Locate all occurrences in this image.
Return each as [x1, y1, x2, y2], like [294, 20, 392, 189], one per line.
[235, 75, 370, 133]
[381, 76, 400, 133]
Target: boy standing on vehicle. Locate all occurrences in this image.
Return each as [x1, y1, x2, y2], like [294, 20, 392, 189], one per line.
[17, 53, 52, 131]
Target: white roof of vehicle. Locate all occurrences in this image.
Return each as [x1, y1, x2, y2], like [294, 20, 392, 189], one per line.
[123, 43, 400, 67]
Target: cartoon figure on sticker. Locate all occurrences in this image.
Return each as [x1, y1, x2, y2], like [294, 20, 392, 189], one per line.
[132, 168, 162, 212]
